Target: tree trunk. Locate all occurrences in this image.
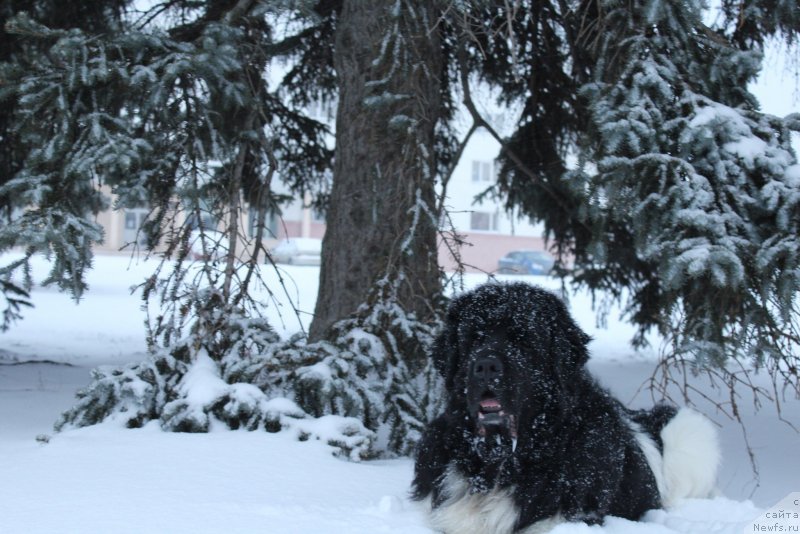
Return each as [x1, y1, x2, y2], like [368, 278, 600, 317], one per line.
[309, 0, 443, 344]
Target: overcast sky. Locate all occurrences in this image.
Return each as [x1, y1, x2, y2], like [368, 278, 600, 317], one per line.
[751, 42, 799, 117]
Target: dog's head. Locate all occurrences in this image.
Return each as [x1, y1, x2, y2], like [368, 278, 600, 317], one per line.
[431, 282, 591, 441]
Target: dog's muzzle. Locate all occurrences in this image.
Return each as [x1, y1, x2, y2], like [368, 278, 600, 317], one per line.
[471, 356, 517, 439]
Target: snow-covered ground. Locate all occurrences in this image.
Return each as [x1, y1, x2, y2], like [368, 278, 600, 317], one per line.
[1, 253, 797, 533]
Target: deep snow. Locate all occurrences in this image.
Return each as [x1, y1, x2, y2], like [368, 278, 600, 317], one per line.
[0, 253, 798, 533]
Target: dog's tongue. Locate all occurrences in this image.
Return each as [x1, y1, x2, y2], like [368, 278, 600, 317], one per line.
[479, 398, 502, 413]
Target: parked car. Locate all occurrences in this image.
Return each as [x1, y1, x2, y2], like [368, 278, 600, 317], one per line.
[189, 229, 229, 261]
[270, 238, 322, 266]
[497, 250, 555, 275]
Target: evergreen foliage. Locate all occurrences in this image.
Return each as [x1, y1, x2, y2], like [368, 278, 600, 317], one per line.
[576, 0, 800, 374]
[1, 2, 332, 303]
[56, 278, 440, 459]
[0, 279, 30, 330]
[0, 0, 128, 317]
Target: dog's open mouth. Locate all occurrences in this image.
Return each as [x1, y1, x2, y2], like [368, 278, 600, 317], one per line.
[476, 393, 517, 438]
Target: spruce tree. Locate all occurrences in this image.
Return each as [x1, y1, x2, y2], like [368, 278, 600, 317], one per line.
[3, 1, 447, 456]
[2, 2, 355, 449]
[457, 0, 800, 398]
[577, 0, 800, 397]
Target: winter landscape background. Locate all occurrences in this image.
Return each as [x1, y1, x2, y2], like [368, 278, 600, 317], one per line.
[1, 6, 799, 530]
[1, 252, 797, 533]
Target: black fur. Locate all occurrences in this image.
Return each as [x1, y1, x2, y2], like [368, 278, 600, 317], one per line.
[412, 282, 676, 531]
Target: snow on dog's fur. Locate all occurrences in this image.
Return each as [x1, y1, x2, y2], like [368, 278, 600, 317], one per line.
[412, 282, 720, 533]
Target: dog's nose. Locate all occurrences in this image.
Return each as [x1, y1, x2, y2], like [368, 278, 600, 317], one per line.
[472, 356, 503, 383]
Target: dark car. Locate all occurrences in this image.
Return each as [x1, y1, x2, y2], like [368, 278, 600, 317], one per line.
[497, 250, 555, 275]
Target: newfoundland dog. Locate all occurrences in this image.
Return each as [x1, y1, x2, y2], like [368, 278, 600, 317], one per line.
[412, 282, 720, 534]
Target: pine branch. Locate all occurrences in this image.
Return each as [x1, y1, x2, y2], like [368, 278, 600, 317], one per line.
[437, 121, 478, 218]
[455, 36, 589, 230]
[169, 0, 257, 42]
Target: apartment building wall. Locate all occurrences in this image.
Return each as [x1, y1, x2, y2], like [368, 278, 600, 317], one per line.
[436, 128, 549, 273]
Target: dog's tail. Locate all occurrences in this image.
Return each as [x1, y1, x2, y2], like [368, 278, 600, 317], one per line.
[659, 408, 721, 507]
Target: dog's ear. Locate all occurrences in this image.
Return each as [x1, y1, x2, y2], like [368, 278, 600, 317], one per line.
[431, 295, 467, 390]
[549, 297, 592, 374]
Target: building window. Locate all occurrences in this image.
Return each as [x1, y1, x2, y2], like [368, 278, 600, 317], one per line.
[124, 212, 138, 230]
[470, 211, 499, 231]
[471, 160, 494, 182]
[123, 208, 149, 246]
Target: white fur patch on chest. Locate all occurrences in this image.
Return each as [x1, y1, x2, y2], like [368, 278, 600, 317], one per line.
[424, 467, 561, 534]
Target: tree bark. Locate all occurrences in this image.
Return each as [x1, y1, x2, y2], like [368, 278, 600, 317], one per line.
[309, 0, 443, 343]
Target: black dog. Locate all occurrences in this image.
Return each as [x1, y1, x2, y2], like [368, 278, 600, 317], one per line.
[412, 282, 719, 534]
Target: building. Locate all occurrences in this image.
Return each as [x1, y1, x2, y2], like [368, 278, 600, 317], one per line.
[263, 127, 548, 273]
[94, 126, 549, 273]
[436, 128, 546, 273]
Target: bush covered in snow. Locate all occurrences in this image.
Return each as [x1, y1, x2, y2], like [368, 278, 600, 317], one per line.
[56, 277, 443, 459]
